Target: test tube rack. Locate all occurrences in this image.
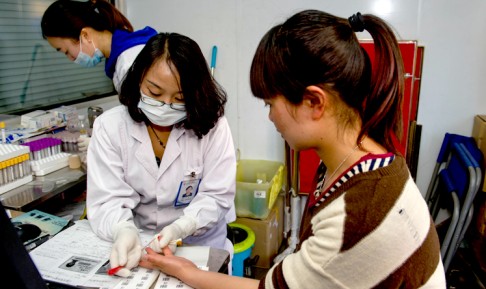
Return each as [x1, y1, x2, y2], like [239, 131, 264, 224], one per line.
[22, 138, 71, 176]
[0, 144, 33, 195]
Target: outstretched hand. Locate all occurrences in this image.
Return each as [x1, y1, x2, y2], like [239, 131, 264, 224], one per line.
[141, 248, 260, 289]
[140, 247, 198, 280]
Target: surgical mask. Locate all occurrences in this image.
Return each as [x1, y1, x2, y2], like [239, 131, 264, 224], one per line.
[74, 37, 104, 68]
[137, 93, 187, 126]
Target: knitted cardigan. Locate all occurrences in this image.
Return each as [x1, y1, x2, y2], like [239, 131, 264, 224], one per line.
[259, 156, 446, 289]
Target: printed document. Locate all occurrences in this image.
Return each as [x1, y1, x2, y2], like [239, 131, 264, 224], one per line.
[30, 219, 210, 289]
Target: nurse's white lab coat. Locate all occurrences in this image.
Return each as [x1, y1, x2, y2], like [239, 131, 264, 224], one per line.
[112, 45, 144, 94]
[86, 106, 236, 250]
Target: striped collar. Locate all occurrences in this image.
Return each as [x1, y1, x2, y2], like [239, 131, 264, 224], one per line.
[310, 153, 395, 207]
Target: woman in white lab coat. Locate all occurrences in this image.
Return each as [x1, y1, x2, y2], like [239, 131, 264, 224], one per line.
[86, 32, 236, 277]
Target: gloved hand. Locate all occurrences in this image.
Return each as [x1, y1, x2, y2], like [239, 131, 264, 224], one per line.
[110, 221, 142, 277]
[148, 216, 197, 253]
[77, 135, 90, 152]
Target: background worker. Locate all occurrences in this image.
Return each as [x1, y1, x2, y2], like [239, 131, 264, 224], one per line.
[41, 0, 157, 150]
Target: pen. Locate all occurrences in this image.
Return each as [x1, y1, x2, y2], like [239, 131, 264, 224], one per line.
[107, 265, 124, 276]
[210, 45, 217, 76]
[107, 235, 161, 276]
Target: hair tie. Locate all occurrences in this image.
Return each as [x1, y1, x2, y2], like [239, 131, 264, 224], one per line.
[348, 12, 365, 32]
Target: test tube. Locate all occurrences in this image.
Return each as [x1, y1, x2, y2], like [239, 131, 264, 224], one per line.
[19, 157, 24, 178]
[2, 161, 7, 184]
[7, 159, 14, 183]
[23, 154, 31, 175]
[46, 138, 53, 157]
[34, 144, 41, 160]
[71, 137, 78, 152]
[41, 140, 48, 159]
[61, 137, 68, 152]
[13, 157, 20, 180]
[0, 162, 4, 186]
[56, 138, 62, 154]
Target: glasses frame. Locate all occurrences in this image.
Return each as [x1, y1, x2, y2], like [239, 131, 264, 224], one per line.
[140, 95, 186, 111]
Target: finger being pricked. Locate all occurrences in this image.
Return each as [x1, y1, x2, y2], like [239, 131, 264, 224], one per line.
[139, 247, 162, 269]
[140, 247, 175, 268]
[141, 247, 198, 278]
[145, 246, 173, 257]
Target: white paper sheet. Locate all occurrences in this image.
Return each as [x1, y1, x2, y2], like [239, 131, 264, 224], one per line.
[30, 219, 210, 289]
[153, 266, 208, 289]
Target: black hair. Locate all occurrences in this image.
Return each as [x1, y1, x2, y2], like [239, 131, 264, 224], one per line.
[41, 0, 133, 40]
[250, 10, 404, 152]
[119, 33, 227, 138]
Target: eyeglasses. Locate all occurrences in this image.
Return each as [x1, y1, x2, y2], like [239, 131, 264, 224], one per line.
[140, 95, 186, 111]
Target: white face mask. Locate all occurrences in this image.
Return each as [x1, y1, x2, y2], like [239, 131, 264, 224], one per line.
[137, 93, 187, 126]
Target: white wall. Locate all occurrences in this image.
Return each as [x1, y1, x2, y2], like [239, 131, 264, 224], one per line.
[125, 0, 486, 194]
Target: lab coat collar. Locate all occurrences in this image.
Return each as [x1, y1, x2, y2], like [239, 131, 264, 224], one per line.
[157, 126, 185, 178]
[130, 121, 186, 180]
[131, 121, 158, 179]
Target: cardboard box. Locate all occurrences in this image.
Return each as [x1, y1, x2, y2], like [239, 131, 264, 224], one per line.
[472, 115, 486, 192]
[235, 194, 284, 268]
[473, 115, 486, 147]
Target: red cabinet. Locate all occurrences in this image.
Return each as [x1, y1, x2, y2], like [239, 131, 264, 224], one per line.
[293, 41, 424, 194]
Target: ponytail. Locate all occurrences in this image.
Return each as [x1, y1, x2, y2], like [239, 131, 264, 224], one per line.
[353, 13, 404, 152]
[91, 0, 133, 32]
[42, 0, 133, 40]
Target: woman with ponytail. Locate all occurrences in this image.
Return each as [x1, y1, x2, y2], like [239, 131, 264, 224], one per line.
[41, 0, 157, 151]
[41, 0, 157, 93]
[139, 10, 446, 289]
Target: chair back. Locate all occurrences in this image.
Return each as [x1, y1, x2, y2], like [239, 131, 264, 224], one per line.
[426, 133, 483, 272]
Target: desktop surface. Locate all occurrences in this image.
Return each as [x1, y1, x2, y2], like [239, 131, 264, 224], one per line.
[0, 166, 86, 212]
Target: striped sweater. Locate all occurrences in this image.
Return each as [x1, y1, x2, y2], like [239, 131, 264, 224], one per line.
[259, 155, 446, 289]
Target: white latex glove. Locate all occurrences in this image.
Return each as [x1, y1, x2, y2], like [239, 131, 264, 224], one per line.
[110, 221, 142, 277]
[149, 216, 197, 253]
[77, 135, 90, 152]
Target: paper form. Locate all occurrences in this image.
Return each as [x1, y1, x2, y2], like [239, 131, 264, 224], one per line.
[153, 265, 208, 289]
[30, 219, 211, 289]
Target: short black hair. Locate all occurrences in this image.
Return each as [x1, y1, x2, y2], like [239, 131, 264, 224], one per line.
[119, 33, 227, 138]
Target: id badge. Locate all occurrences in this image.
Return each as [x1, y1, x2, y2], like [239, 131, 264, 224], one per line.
[174, 178, 201, 207]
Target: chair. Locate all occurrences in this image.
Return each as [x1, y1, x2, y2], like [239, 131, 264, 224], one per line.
[425, 133, 482, 207]
[426, 134, 483, 272]
[442, 143, 482, 270]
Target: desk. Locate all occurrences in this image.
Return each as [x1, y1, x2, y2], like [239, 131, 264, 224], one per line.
[0, 166, 86, 212]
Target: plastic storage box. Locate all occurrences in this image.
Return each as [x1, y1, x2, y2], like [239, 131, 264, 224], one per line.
[235, 159, 284, 219]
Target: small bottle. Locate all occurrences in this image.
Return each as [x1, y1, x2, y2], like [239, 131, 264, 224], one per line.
[78, 115, 89, 136]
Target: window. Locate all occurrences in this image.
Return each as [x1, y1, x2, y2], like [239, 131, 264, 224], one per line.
[0, 0, 116, 115]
